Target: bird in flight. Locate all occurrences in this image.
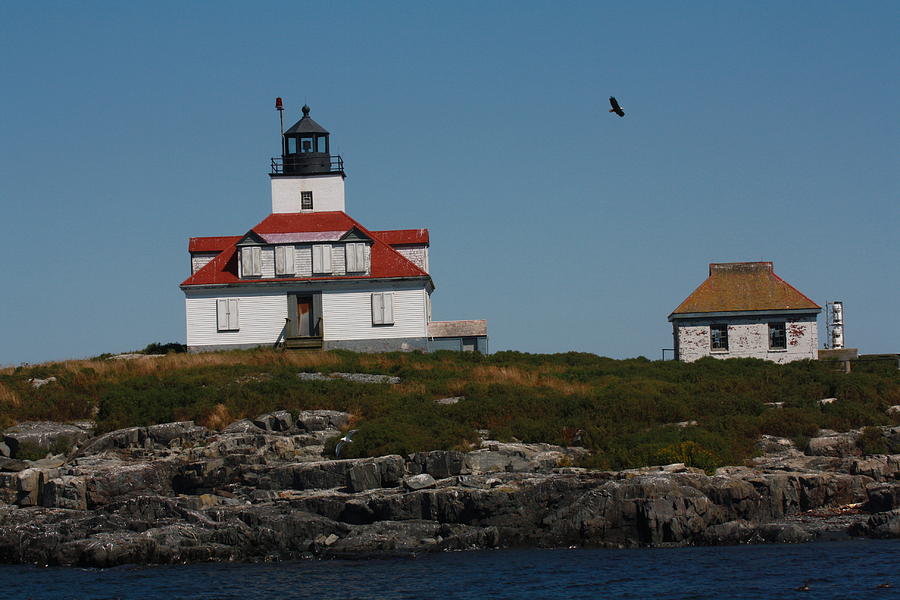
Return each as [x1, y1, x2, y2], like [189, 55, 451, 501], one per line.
[608, 96, 625, 117]
[335, 429, 358, 458]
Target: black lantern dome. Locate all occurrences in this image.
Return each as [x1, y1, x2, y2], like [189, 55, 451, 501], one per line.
[274, 105, 343, 176]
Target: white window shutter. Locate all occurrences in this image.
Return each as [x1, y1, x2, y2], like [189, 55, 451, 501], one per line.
[275, 246, 285, 274]
[241, 248, 252, 277]
[322, 244, 332, 273]
[228, 299, 239, 330]
[372, 293, 384, 325]
[347, 243, 365, 272]
[312, 245, 322, 273]
[356, 243, 366, 272]
[217, 299, 229, 330]
[275, 246, 294, 275]
[346, 244, 356, 272]
[284, 245, 294, 274]
[383, 293, 393, 324]
[251, 247, 261, 275]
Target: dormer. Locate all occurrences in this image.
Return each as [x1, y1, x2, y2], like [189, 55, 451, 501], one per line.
[234, 227, 374, 279]
[270, 104, 346, 214]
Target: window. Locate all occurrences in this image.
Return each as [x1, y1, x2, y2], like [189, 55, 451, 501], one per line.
[275, 245, 295, 275]
[371, 292, 394, 325]
[769, 322, 787, 349]
[301, 191, 313, 210]
[241, 246, 261, 277]
[346, 242, 366, 272]
[312, 244, 332, 274]
[216, 299, 239, 331]
[710, 324, 728, 351]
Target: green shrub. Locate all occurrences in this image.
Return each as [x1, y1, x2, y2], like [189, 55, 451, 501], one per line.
[858, 426, 888, 455]
[5, 350, 898, 470]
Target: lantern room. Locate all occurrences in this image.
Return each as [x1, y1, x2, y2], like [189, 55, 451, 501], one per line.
[278, 105, 339, 176]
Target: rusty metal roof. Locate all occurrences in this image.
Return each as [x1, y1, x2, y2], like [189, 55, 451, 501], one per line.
[188, 236, 242, 253]
[181, 212, 429, 287]
[670, 262, 820, 316]
[372, 229, 430, 246]
[428, 320, 487, 337]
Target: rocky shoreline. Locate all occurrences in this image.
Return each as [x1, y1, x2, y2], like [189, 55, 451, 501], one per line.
[1, 415, 898, 567]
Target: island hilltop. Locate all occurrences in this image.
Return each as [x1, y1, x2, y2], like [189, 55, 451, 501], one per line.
[1, 349, 898, 566]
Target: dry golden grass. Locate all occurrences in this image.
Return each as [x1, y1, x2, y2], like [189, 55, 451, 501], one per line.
[0, 382, 21, 408]
[48, 349, 342, 380]
[397, 382, 427, 396]
[469, 366, 594, 395]
[357, 354, 400, 371]
[444, 379, 469, 396]
[200, 403, 235, 430]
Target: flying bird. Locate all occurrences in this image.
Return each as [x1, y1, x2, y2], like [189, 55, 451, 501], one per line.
[608, 96, 625, 117]
[335, 429, 358, 458]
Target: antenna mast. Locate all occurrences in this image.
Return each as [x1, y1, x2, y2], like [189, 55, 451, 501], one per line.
[275, 97, 285, 155]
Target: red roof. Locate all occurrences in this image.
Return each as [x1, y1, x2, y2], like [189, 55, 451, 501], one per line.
[189, 236, 242, 253]
[670, 262, 820, 315]
[181, 212, 429, 287]
[372, 229, 429, 246]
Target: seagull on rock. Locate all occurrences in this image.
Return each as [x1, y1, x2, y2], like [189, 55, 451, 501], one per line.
[335, 429, 358, 458]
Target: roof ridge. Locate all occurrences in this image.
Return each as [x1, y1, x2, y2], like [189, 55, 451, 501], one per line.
[669, 262, 820, 316]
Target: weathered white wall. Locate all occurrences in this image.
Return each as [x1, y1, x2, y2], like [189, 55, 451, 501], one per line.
[675, 315, 819, 363]
[396, 245, 428, 272]
[271, 174, 345, 213]
[322, 284, 427, 341]
[186, 280, 427, 348]
[185, 289, 288, 348]
[190, 253, 217, 274]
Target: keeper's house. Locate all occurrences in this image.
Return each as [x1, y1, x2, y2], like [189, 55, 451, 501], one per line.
[668, 262, 820, 363]
[181, 105, 487, 353]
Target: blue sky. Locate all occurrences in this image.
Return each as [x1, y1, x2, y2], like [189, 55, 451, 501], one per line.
[1, 1, 897, 365]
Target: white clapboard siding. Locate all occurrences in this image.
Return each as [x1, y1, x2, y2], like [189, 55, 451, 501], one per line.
[322, 286, 426, 341]
[191, 253, 217, 274]
[395, 246, 428, 272]
[260, 247, 276, 278]
[185, 291, 287, 347]
[296, 246, 312, 277]
[331, 244, 346, 275]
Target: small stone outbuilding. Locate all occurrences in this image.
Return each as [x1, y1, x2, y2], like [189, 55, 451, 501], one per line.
[668, 262, 821, 363]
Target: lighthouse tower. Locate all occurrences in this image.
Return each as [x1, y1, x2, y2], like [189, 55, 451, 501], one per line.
[270, 105, 346, 213]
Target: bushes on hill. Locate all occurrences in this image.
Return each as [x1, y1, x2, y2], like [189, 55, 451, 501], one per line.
[1, 349, 897, 470]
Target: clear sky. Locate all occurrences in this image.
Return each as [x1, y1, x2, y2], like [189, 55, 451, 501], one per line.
[1, 1, 897, 365]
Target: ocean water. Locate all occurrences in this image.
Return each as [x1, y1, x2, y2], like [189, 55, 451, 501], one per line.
[1, 539, 898, 600]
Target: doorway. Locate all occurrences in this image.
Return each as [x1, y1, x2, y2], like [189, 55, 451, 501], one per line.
[295, 296, 313, 336]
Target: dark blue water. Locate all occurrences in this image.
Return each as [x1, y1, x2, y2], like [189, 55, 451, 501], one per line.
[1, 540, 898, 599]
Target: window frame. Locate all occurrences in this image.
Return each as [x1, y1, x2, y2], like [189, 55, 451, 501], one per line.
[710, 324, 729, 351]
[768, 321, 787, 350]
[300, 191, 313, 211]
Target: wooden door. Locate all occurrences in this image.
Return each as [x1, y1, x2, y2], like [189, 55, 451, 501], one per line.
[297, 297, 312, 336]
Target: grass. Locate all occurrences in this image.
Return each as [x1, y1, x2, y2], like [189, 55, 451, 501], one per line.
[1, 349, 898, 471]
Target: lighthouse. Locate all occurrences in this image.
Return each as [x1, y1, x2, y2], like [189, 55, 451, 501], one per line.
[270, 105, 346, 214]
